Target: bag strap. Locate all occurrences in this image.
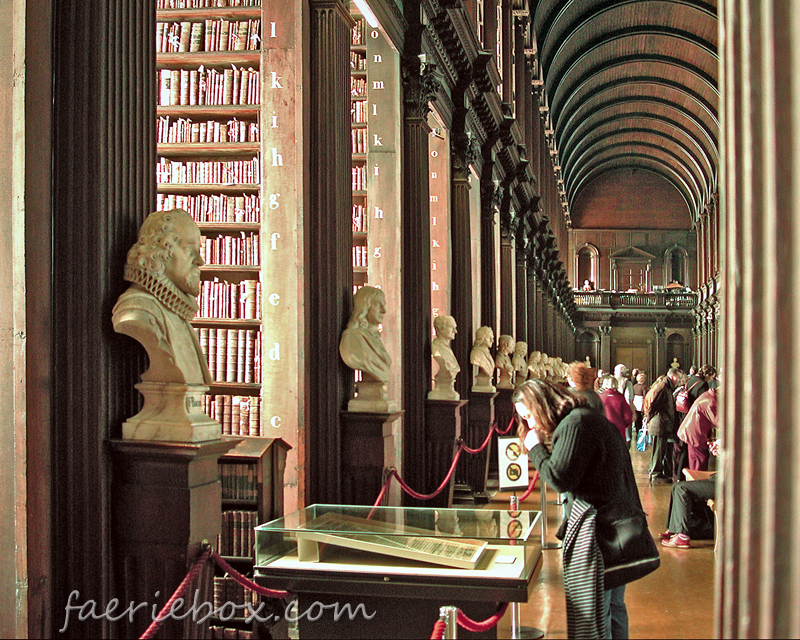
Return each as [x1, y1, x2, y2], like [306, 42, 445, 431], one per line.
[688, 379, 704, 393]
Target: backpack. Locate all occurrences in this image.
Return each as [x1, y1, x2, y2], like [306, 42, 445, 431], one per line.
[675, 379, 703, 413]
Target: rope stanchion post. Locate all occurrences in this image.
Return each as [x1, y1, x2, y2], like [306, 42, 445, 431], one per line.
[540, 479, 562, 550]
[441, 605, 458, 639]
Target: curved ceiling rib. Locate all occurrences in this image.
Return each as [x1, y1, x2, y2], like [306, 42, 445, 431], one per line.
[562, 129, 711, 196]
[560, 118, 717, 187]
[567, 145, 703, 209]
[532, 0, 720, 225]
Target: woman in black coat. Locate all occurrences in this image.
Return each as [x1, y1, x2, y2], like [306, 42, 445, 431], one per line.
[513, 380, 659, 639]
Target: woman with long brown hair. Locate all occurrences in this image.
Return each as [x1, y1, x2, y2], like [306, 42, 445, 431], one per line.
[513, 380, 659, 639]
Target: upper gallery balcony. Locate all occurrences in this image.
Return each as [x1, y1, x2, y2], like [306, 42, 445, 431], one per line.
[573, 290, 696, 311]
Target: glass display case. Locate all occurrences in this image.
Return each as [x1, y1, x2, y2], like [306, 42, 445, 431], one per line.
[252, 505, 542, 639]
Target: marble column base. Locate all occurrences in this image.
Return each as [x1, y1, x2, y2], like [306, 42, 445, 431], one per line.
[123, 381, 221, 442]
[349, 379, 399, 413]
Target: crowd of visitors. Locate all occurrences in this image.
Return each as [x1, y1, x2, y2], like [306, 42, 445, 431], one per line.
[513, 357, 720, 638]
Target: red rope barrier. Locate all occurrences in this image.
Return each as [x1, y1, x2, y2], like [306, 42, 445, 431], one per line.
[211, 551, 289, 598]
[460, 423, 497, 455]
[518, 470, 539, 502]
[430, 618, 446, 639]
[456, 602, 509, 632]
[497, 414, 516, 435]
[390, 443, 465, 501]
[140, 546, 213, 640]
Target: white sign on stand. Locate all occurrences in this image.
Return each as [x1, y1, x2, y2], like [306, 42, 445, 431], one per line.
[497, 435, 529, 491]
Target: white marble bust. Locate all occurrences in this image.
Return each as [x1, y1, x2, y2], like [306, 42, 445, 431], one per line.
[339, 286, 396, 412]
[495, 335, 515, 390]
[470, 326, 496, 392]
[527, 350, 542, 380]
[112, 208, 220, 442]
[512, 341, 528, 387]
[428, 314, 461, 400]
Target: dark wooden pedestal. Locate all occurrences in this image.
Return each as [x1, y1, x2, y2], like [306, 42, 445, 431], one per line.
[488, 389, 515, 485]
[109, 438, 239, 639]
[456, 392, 497, 502]
[423, 399, 467, 508]
[341, 411, 403, 505]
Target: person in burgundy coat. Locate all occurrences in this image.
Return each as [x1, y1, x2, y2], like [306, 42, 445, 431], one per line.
[597, 374, 633, 441]
[677, 387, 718, 470]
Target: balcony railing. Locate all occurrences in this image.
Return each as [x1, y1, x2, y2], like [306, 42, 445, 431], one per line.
[573, 290, 696, 310]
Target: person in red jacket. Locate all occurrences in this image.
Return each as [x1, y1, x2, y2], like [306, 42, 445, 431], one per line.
[597, 374, 633, 441]
[677, 386, 718, 470]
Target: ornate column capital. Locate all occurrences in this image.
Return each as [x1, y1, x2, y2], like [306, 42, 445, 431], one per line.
[402, 59, 441, 120]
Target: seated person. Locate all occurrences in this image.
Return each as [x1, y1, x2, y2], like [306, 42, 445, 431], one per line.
[660, 441, 720, 548]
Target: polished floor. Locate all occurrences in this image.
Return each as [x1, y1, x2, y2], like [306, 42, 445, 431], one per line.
[491, 447, 716, 639]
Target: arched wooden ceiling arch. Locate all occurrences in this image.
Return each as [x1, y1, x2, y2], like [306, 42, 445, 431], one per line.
[533, 0, 719, 222]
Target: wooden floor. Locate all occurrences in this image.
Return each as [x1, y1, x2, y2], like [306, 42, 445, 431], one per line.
[491, 447, 716, 639]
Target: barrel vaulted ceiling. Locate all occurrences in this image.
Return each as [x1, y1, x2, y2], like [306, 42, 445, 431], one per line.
[531, 0, 719, 223]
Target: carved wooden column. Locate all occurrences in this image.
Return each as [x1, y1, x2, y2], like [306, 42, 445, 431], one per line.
[535, 279, 545, 351]
[599, 323, 612, 372]
[480, 176, 499, 330]
[526, 269, 537, 348]
[401, 59, 435, 501]
[50, 1, 156, 636]
[450, 148, 475, 401]
[717, 2, 800, 635]
[515, 235, 528, 344]
[499, 221, 516, 335]
[306, 0, 353, 504]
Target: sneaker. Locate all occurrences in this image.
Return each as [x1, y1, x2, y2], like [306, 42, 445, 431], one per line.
[658, 531, 672, 540]
[661, 534, 690, 548]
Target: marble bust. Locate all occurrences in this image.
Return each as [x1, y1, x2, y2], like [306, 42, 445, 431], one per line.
[470, 326, 496, 392]
[112, 208, 220, 442]
[428, 314, 461, 400]
[339, 285, 397, 412]
[527, 350, 542, 380]
[512, 341, 528, 387]
[495, 335, 515, 390]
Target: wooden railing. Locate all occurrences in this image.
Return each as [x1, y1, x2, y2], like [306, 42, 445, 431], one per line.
[573, 290, 696, 309]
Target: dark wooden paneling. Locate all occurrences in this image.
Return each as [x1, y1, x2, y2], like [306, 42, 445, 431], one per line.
[571, 167, 692, 229]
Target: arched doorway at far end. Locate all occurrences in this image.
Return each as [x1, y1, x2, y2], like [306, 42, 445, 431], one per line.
[575, 330, 600, 370]
[666, 332, 688, 374]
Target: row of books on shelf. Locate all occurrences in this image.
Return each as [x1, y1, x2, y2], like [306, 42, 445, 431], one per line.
[350, 51, 366, 71]
[203, 394, 262, 436]
[220, 462, 260, 502]
[157, 0, 260, 8]
[156, 19, 260, 54]
[198, 328, 262, 383]
[351, 127, 368, 154]
[351, 165, 367, 191]
[351, 99, 368, 124]
[352, 204, 366, 232]
[157, 157, 261, 185]
[351, 75, 367, 96]
[196, 278, 261, 320]
[352, 245, 368, 268]
[201, 232, 260, 266]
[213, 576, 259, 611]
[158, 116, 259, 144]
[351, 18, 366, 45]
[158, 67, 260, 107]
[158, 193, 261, 223]
[218, 510, 258, 557]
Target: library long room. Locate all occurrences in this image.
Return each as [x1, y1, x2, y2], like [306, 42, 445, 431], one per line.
[2, 0, 799, 639]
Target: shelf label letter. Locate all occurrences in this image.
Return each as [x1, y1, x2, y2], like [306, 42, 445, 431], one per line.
[372, 80, 384, 90]
[269, 193, 281, 209]
[372, 104, 378, 116]
[432, 282, 439, 291]
[430, 195, 438, 202]
[373, 247, 382, 258]
[373, 164, 379, 176]
[373, 54, 382, 63]
[271, 149, 283, 166]
[432, 239, 440, 248]
[271, 114, 278, 128]
[270, 416, 281, 428]
[374, 206, 384, 219]
[270, 233, 281, 250]
[269, 343, 280, 360]
[431, 171, 438, 179]
[270, 72, 283, 89]
[269, 293, 280, 306]
[270, 23, 277, 38]
[430, 150, 439, 157]
[373, 134, 383, 147]
[432, 216, 437, 225]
